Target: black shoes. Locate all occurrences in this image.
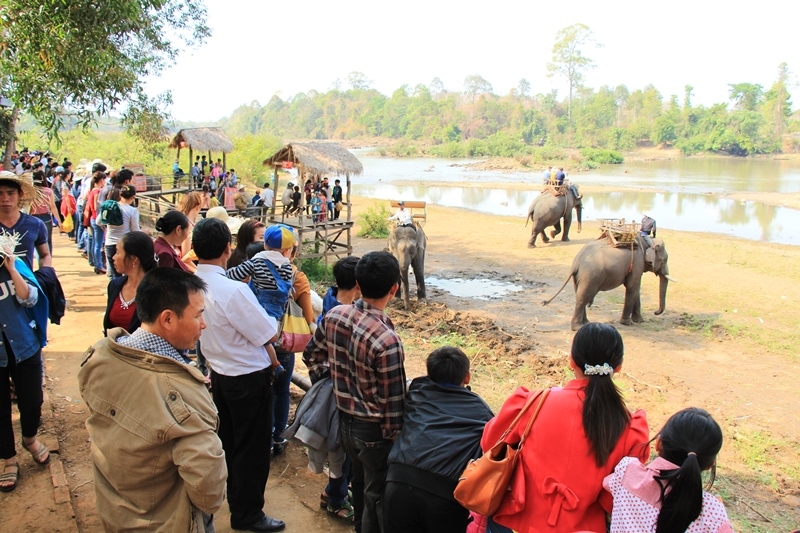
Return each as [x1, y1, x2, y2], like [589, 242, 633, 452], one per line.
[272, 439, 288, 456]
[231, 515, 286, 532]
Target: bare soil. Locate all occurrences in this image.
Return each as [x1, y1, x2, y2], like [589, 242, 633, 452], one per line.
[4, 195, 799, 532]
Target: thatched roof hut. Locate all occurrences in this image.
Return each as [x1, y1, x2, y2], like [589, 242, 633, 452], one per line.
[263, 142, 363, 177]
[169, 127, 234, 153]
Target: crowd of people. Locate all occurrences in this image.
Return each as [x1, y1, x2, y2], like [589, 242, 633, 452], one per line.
[0, 154, 738, 533]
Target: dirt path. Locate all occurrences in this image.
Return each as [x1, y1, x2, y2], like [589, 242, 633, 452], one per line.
[4, 195, 799, 532]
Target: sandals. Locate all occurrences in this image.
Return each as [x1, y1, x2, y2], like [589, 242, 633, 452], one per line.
[0, 463, 20, 492]
[327, 499, 355, 524]
[22, 438, 50, 465]
[319, 489, 353, 509]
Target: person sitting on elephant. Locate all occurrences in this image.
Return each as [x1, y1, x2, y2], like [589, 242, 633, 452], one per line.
[388, 201, 414, 229]
[555, 167, 566, 185]
[640, 212, 657, 248]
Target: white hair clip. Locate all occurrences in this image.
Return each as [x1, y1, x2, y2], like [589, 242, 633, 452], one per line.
[584, 363, 614, 376]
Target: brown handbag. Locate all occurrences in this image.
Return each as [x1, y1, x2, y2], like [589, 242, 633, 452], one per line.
[453, 388, 550, 516]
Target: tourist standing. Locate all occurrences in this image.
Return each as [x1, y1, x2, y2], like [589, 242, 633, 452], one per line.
[193, 217, 285, 532]
[104, 185, 140, 280]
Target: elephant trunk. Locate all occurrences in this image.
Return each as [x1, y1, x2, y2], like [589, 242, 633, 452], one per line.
[655, 274, 668, 315]
[575, 205, 583, 233]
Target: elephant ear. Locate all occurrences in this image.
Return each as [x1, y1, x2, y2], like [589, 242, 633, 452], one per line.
[644, 246, 656, 266]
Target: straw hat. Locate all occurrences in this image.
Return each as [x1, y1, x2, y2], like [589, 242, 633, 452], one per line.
[0, 171, 44, 209]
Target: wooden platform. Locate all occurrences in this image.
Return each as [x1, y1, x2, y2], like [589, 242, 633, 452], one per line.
[598, 218, 641, 247]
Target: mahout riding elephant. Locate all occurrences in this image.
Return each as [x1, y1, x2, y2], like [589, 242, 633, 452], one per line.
[525, 189, 583, 248]
[542, 235, 676, 330]
[388, 225, 426, 309]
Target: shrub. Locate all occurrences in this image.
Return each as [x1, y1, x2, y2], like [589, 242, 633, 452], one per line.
[298, 255, 333, 283]
[580, 148, 624, 164]
[357, 203, 391, 238]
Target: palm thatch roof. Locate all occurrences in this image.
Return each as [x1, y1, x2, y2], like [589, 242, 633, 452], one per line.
[263, 142, 363, 177]
[169, 127, 234, 153]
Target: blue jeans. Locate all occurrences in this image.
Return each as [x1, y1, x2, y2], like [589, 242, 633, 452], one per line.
[339, 413, 392, 533]
[272, 351, 294, 443]
[90, 220, 105, 269]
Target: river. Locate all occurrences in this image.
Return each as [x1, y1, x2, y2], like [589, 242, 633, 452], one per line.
[347, 150, 800, 245]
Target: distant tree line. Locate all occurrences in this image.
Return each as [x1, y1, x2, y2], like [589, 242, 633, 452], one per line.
[221, 63, 796, 158]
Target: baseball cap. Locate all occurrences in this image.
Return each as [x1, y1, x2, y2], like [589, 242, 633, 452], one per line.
[264, 224, 296, 250]
[55, 166, 65, 174]
[398, 200, 405, 206]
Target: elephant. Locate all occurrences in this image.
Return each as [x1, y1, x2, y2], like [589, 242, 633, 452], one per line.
[388, 225, 427, 309]
[542, 235, 675, 331]
[525, 189, 583, 248]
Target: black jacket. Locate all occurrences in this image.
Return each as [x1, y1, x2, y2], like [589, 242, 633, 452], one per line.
[103, 276, 141, 336]
[33, 266, 65, 325]
[387, 376, 494, 501]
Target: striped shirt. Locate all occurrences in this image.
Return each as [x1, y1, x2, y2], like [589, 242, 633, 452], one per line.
[303, 299, 406, 440]
[226, 250, 293, 290]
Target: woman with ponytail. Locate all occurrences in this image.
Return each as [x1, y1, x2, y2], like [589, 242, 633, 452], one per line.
[604, 408, 732, 533]
[480, 323, 650, 533]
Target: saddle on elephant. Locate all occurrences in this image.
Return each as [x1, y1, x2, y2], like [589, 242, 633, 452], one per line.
[598, 218, 642, 248]
[543, 184, 567, 197]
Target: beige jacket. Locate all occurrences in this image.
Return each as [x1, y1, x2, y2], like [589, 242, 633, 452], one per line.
[78, 329, 227, 532]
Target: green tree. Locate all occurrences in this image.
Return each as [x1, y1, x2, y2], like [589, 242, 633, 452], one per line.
[729, 83, 764, 111]
[463, 75, 493, 105]
[347, 72, 372, 91]
[547, 23, 600, 121]
[518, 79, 531, 98]
[0, 0, 210, 165]
[762, 63, 792, 139]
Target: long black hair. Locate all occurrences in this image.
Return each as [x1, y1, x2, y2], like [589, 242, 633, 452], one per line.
[655, 407, 723, 533]
[118, 231, 157, 272]
[570, 322, 629, 466]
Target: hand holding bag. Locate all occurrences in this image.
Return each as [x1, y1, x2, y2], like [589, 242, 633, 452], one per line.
[453, 388, 550, 516]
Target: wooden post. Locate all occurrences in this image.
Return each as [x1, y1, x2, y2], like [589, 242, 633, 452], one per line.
[346, 173, 352, 255]
[271, 165, 279, 222]
[188, 147, 194, 190]
[222, 152, 227, 173]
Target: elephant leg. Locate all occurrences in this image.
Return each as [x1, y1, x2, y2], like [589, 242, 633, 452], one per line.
[528, 231, 538, 248]
[550, 220, 562, 239]
[541, 227, 551, 243]
[572, 283, 593, 331]
[561, 214, 572, 242]
[632, 294, 643, 323]
[620, 281, 641, 326]
[412, 254, 426, 300]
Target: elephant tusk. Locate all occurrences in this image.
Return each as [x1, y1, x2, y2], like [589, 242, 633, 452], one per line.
[664, 275, 678, 283]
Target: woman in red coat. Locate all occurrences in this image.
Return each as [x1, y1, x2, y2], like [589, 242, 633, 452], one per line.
[481, 323, 650, 533]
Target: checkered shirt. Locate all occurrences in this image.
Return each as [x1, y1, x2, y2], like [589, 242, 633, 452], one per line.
[116, 329, 189, 365]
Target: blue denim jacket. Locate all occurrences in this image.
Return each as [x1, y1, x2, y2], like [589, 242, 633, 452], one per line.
[0, 258, 49, 367]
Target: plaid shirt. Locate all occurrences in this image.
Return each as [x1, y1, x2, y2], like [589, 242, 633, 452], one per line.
[303, 299, 406, 440]
[116, 329, 189, 365]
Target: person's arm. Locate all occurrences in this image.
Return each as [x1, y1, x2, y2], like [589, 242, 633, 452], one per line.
[35, 239, 52, 268]
[652, 221, 656, 238]
[171, 412, 227, 515]
[302, 319, 330, 383]
[375, 338, 406, 440]
[47, 192, 64, 230]
[387, 210, 398, 221]
[130, 207, 140, 232]
[4, 257, 37, 306]
[225, 258, 255, 281]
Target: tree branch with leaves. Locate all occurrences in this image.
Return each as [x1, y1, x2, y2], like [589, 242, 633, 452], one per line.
[547, 23, 600, 121]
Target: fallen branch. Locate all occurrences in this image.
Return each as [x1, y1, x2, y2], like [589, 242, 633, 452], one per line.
[624, 373, 663, 392]
[73, 479, 93, 491]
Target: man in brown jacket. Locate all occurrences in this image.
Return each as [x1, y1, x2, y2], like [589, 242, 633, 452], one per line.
[78, 268, 227, 532]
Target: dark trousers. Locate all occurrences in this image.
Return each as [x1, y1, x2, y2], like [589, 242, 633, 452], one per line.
[33, 213, 54, 253]
[383, 481, 470, 533]
[0, 347, 43, 459]
[211, 368, 273, 527]
[339, 413, 392, 533]
[272, 351, 294, 443]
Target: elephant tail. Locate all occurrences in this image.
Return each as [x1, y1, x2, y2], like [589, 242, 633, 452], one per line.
[525, 211, 532, 227]
[541, 272, 574, 306]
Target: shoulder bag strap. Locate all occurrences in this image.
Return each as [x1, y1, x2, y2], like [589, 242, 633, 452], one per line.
[517, 388, 550, 452]
[492, 389, 545, 447]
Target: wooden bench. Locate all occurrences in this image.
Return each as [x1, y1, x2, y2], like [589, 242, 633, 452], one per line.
[390, 200, 427, 225]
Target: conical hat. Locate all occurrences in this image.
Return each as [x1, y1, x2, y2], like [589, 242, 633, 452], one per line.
[0, 171, 44, 209]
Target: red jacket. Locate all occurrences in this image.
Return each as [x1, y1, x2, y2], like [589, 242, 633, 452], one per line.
[481, 381, 649, 533]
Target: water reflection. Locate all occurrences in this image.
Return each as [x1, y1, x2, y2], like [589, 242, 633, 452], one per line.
[353, 183, 799, 245]
[427, 277, 525, 300]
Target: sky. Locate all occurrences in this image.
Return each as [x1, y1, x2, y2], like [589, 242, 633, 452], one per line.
[144, 0, 800, 122]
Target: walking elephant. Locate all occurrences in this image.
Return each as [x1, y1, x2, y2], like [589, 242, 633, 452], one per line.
[542, 235, 676, 330]
[388, 225, 426, 309]
[525, 189, 583, 247]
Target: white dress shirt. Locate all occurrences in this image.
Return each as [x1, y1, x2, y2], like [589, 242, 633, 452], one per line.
[388, 208, 413, 226]
[195, 264, 278, 376]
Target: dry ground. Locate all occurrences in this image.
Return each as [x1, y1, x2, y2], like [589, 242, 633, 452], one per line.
[3, 193, 799, 532]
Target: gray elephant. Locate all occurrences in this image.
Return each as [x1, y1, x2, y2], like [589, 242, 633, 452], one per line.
[542, 235, 675, 330]
[388, 225, 427, 309]
[525, 189, 583, 248]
